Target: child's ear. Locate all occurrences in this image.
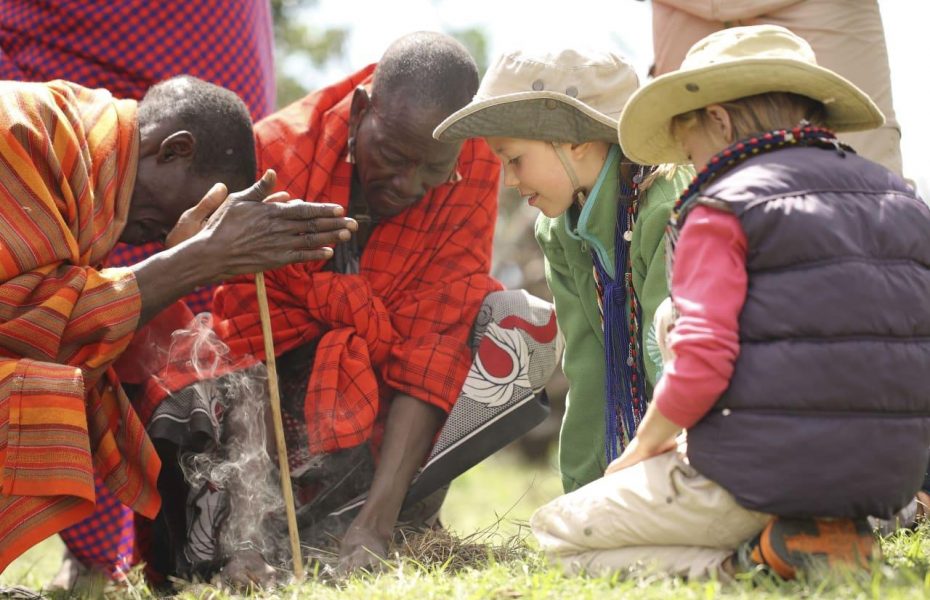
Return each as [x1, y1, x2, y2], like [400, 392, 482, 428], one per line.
[704, 105, 734, 144]
[569, 141, 598, 161]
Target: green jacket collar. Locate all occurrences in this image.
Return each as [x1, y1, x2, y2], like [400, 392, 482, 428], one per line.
[564, 144, 620, 274]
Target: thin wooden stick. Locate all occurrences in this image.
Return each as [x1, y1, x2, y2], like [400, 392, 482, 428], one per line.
[254, 272, 304, 581]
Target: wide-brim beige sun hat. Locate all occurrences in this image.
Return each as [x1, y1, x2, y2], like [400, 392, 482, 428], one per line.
[618, 24, 885, 166]
[434, 48, 639, 144]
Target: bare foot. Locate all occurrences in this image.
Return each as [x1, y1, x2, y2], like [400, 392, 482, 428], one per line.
[917, 491, 930, 520]
[218, 549, 279, 589]
[48, 548, 108, 596]
[337, 524, 389, 574]
[48, 548, 84, 590]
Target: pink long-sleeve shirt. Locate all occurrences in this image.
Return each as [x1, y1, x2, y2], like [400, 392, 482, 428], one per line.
[653, 204, 749, 429]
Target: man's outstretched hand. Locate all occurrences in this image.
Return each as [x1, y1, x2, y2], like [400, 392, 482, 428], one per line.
[335, 394, 444, 575]
[170, 169, 357, 276]
[132, 169, 358, 325]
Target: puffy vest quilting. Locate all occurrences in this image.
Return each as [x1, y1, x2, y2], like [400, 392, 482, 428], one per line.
[684, 146, 930, 518]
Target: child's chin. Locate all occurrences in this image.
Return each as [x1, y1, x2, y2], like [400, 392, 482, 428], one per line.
[540, 206, 568, 219]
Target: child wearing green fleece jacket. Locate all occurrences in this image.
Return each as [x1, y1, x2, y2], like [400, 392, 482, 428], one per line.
[434, 49, 691, 491]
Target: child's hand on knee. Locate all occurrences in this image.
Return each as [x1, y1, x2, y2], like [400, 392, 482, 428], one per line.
[605, 435, 677, 475]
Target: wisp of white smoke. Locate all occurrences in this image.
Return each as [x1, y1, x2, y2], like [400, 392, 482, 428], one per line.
[169, 314, 290, 571]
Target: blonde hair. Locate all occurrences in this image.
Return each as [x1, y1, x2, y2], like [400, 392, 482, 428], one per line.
[671, 92, 827, 144]
[640, 163, 679, 192]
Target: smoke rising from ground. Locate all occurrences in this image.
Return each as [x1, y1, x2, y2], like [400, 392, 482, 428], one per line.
[169, 314, 290, 574]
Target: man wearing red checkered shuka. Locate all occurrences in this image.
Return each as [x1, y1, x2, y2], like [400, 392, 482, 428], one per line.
[137, 32, 560, 584]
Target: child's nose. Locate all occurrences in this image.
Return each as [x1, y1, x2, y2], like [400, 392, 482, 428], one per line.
[502, 167, 520, 187]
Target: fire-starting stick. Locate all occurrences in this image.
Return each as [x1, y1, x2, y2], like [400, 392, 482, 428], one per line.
[254, 272, 304, 580]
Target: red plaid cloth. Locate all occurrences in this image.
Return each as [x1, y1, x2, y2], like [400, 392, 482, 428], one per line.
[57, 474, 135, 580]
[140, 65, 504, 453]
[0, 0, 274, 120]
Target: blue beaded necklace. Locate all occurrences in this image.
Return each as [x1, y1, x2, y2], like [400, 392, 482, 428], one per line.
[591, 162, 651, 463]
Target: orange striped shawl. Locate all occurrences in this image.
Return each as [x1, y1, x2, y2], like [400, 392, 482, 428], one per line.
[0, 81, 159, 573]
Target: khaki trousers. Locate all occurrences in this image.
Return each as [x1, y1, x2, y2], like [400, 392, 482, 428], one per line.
[531, 448, 771, 579]
[652, 0, 903, 176]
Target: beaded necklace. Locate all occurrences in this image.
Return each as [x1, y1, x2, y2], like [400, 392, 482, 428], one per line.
[591, 162, 652, 462]
[667, 125, 851, 258]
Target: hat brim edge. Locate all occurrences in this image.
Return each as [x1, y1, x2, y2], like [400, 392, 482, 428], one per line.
[434, 92, 621, 144]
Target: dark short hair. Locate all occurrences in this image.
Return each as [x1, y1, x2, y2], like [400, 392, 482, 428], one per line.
[372, 31, 479, 117]
[138, 76, 256, 191]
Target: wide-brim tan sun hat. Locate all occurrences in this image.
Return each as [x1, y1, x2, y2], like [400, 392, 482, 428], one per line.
[618, 24, 885, 166]
[434, 49, 638, 144]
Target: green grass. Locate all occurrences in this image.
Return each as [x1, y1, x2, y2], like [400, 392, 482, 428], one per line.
[4, 453, 930, 599]
[0, 533, 64, 592]
[441, 449, 562, 537]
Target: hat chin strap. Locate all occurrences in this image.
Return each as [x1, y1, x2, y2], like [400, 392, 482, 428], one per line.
[551, 142, 588, 206]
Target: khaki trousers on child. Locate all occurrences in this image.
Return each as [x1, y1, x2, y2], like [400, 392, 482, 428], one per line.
[531, 448, 771, 579]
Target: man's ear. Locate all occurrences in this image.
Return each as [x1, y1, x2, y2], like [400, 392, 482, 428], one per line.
[348, 86, 371, 140]
[157, 131, 196, 164]
[704, 105, 734, 144]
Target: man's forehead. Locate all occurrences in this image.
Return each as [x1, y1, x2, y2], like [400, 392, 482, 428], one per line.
[370, 101, 459, 158]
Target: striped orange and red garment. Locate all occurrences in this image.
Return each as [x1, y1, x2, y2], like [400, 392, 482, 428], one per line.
[0, 81, 160, 573]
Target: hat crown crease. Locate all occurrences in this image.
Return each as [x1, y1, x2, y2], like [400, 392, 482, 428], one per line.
[682, 26, 819, 70]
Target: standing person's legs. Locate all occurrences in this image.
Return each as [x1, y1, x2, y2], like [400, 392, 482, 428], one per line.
[651, 2, 722, 76]
[652, 1, 804, 76]
[755, 0, 903, 175]
[532, 448, 771, 579]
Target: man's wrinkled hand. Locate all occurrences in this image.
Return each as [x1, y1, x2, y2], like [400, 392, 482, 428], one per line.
[165, 182, 229, 248]
[192, 169, 358, 280]
[167, 171, 295, 248]
[336, 524, 389, 575]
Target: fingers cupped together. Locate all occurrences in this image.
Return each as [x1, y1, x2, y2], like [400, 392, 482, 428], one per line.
[209, 194, 357, 274]
[301, 228, 353, 248]
[266, 200, 356, 239]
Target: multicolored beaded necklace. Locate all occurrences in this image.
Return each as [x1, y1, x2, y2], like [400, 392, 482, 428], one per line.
[667, 125, 851, 258]
[591, 162, 652, 462]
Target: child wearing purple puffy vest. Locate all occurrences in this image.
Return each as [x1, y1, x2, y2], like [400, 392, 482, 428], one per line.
[531, 24, 930, 580]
